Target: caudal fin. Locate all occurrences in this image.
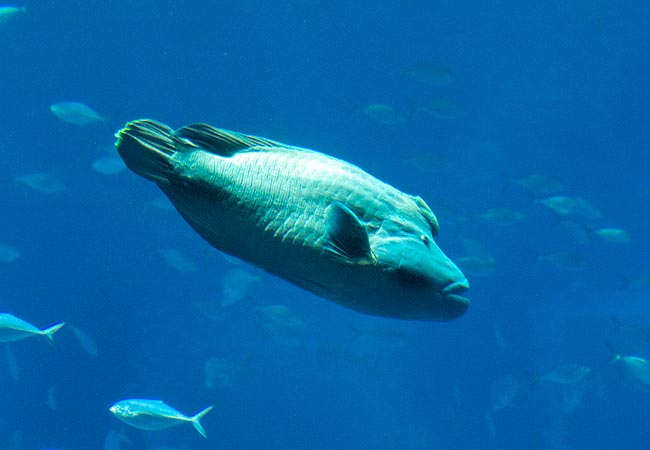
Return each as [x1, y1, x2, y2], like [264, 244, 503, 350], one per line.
[115, 119, 179, 184]
[41, 322, 66, 348]
[190, 405, 214, 438]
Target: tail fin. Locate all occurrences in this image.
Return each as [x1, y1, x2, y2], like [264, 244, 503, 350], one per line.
[605, 339, 621, 365]
[190, 405, 214, 438]
[41, 322, 66, 349]
[114, 119, 179, 184]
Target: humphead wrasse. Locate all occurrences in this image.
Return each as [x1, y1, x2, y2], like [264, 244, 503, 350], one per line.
[115, 119, 469, 321]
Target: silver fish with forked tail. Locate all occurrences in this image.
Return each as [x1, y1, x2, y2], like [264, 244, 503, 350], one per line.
[115, 119, 469, 321]
[0, 313, 65, 346]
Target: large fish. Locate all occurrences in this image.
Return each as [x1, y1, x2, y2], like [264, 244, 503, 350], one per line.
[115, 119, 469, 321]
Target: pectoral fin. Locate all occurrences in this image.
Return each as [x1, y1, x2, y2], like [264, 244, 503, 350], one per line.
[324, 202, 373, 264]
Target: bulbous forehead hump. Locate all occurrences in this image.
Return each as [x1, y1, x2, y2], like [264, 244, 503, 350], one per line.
[412, 196, 440, 235]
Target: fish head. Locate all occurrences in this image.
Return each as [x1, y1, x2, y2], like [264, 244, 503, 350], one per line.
[109, 401, 130, 417]
[372, 209, 469, 321]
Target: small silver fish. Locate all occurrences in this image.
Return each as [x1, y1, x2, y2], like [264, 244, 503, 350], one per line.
[537, 251, 589, 272]
[539, 363, 592, 384]
[405, 63, 455, 87]
[145, 195, 175, 211]
[158, 248, 199, 273]
[361, 103, 408, 125]
[257, 305, 304, 348]
[257, 304, 303, 328]
[489, 374, 522, 412]
[476, 207, 524, 226]
[609, 354, 650, 387]
[0, 313, 65, 346]
[50, 101, 104, 126]
[109, 399, 213, 438]
[456, 255, 497, 277]
[413, 98, 463, 120]
[348, 324, 408, 347]
[401, 152, 453, 174]
[592, 227, 631, 244]
[92, 154, 126, 175]
[103, 429, 132, 450]
[220, 268, 261, 307]
[204, 355, 251, 389]
[562, 382, 589, 414]
[536, 195, 601, 222]
[15, 172, 66, 193]
[0, 6, 28, 25]
[510, 174, 564, 197]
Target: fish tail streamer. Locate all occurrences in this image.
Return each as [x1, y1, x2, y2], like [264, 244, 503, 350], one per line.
[190, 405, 214, 438]
[115, 119, 178, 184]
[41, 322, 65, 347]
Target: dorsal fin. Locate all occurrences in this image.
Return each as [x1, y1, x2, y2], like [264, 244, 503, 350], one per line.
[174, 123, 285, 156]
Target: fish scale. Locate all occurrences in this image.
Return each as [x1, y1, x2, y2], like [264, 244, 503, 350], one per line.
[205, 148, 381, 247]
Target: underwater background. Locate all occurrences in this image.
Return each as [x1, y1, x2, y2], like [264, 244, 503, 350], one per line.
[1, 1, 650, 449]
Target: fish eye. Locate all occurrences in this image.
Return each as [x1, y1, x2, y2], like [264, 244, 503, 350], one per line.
[420, 234, 430, 247]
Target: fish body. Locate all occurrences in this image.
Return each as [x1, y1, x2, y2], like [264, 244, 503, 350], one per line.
[0, 313, 65, 345]
[109, 399, 213, 438]
[609, 354, 650, 387]
[537, 251, 589, 271]
[476, 207, 524, 225]
[0, 6, 27, 24]
[540, 363, 592, 384]
[15, 173, 66, 193]
[401, 152, 452, 174]
[50, 101, 104, 126]
[456, 255, 496, 277]
[413, 98, 463, 120]
[361, 103, 408, 125]
[115, 119, 469, 321]
[489, 374, 522, 411]
[204, 355, 252, 389]
[257, 304, 303, 327]
[405, 63, 455, 86]
[92, 154, 126, 175]
[511, 174, 564, 197]
[537, 195, 601, 222]
[593, 227, 631, 244]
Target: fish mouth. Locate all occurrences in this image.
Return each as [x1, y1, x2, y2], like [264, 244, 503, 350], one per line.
[441, 280, 470, 319]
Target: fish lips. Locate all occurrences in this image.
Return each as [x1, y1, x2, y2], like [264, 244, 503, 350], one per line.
[387, 265, 469, 320]
[440, 280, 470, 320]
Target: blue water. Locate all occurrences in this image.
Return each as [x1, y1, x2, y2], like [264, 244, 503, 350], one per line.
[1, 1, 649, 449]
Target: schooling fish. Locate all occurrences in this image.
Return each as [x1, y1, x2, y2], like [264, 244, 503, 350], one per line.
[50, 101, 104, 126]
[0, 313, 65, 346]
[109, 399, 213, 438]
[115, 119, 469, 321]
